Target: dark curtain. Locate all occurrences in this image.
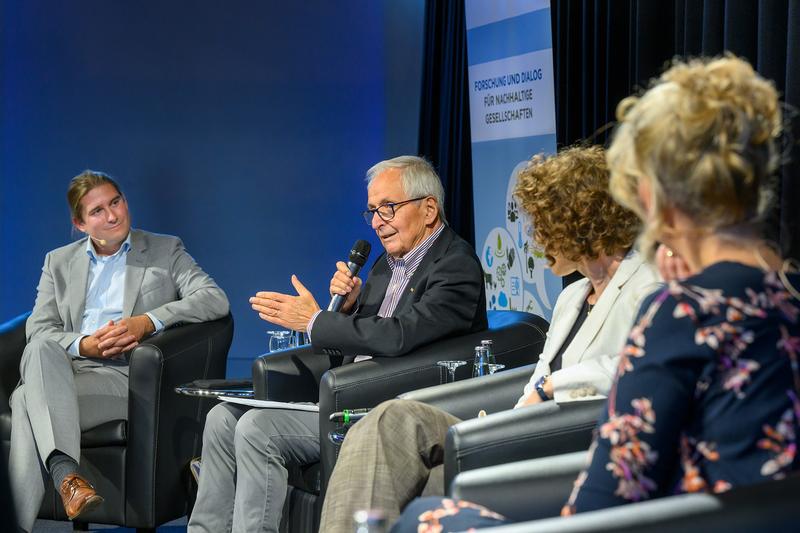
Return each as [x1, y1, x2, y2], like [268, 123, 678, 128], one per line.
[552, 0, 800, 259]
[419, 0, 800, 258]
[417, 0, 474, 245]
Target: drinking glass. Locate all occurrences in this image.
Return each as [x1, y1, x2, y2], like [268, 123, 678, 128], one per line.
[487, 363, 506, 374]
[267, 330, 292, 352]
[436, 360, 467, 383]
[291, 331, 307, 348]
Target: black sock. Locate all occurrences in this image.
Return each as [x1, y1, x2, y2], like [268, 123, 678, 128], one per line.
[46, 451, 79, 490]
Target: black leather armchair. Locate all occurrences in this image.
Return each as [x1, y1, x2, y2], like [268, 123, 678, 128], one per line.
[0, 312, 233, 532]
[400, 364, 604, 490]
[449, 454, 800, 532]
[251, 309, 549, 533]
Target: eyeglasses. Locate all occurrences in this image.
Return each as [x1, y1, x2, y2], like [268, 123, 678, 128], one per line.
[362, 196, 428, 224]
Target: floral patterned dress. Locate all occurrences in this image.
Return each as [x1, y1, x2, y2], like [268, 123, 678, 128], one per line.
[392, 262, 800, 532]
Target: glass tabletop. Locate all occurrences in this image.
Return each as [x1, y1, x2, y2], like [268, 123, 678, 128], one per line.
[174, 385, 255, 399]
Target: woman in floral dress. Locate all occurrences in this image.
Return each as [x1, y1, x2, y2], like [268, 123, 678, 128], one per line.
[392, 54, 800, 532]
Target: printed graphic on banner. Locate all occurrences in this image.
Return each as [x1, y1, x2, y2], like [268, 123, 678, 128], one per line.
[504, 161, 551, 307]
[466, 0, 561, 319]
[479, 161, 551, 318]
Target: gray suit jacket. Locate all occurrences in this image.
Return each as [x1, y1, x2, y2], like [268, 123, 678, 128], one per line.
[26, 229, 230, 348]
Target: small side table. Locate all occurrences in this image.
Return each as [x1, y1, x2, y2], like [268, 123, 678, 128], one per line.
[175, 380, 255, 399]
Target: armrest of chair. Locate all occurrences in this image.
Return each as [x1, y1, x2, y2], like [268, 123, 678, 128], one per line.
[444, 398, 604, 490]
[0, 312, 30, 417]
[399, 364, 535, 419]
[251, 345, 341, 402]
[470, 493, 722, 533]
[455, 465, 800, 532]
[126, 313, 233, 525]
[450, 451, 586, 522]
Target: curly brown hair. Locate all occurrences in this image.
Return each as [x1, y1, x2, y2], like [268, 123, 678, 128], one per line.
[514, 145, 639, 264]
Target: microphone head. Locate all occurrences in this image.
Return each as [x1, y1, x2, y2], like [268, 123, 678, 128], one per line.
[349, 240, 371, 267]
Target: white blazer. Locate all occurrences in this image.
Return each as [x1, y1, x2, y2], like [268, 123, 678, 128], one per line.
[516, 251, 660, 406]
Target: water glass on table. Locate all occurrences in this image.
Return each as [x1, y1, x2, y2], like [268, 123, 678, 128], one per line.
[436, 360, 467, 383]
[487, 363, 506, 374]
[267, 330, 292, 352]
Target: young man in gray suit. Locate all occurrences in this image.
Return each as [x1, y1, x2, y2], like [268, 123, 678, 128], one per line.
[10, 171, 229, 532]
[188, 156, 487, 533]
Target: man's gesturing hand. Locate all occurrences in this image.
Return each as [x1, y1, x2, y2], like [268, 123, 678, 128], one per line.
[251, 275, 321, 332]
[329, 261, 362, 314]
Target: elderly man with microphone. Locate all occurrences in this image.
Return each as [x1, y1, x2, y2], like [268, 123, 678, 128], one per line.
[188, 156, 487, 533]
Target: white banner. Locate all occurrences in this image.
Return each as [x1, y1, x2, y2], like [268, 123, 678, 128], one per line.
[465, 0, 560, 319]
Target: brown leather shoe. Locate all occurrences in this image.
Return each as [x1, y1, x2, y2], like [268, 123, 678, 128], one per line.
[59, 474, 104, 520]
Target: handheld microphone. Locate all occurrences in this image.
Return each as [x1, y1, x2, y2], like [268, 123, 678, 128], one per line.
[329, 408, 372, 424]
[327, 240, 371, 312]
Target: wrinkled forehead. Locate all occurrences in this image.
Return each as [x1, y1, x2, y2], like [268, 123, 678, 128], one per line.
[367, 168, 406, 206]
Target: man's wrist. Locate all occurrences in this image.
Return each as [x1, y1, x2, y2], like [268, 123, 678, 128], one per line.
[141, 313, 158, 337]
[306, 309, 323, 341]
[144, 311, 164, 335]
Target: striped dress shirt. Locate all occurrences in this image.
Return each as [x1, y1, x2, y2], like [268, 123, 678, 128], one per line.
[308, 223, 445, 361]
[354, 223, 444, 361]
[376, 223, 445, 318]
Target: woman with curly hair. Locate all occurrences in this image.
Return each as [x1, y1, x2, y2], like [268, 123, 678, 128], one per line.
[318, 145, 660, 532]
[394, 54, 800, 531]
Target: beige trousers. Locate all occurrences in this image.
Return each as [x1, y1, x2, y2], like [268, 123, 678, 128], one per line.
[320, 399, 462, 532]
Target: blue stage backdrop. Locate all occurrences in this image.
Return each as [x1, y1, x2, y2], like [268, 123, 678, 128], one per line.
[0, 1, 425, 377]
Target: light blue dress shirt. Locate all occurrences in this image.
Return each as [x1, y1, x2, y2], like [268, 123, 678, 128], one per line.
[67, 234, 163, 357]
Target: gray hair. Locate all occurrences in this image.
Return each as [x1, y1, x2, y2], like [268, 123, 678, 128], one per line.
[366, 155, 447, 224]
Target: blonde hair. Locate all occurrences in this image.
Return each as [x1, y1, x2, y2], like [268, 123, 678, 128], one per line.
[607, 54, 782, 257]
[67, 170, 123, 222]
[514, 145, 639, 264]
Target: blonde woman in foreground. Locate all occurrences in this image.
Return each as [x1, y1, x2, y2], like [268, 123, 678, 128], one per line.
[393, 54, 800, 532]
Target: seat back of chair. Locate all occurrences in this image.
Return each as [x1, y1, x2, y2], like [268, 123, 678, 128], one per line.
[474, 473, 800, 532]
[444, 398, 603, 490]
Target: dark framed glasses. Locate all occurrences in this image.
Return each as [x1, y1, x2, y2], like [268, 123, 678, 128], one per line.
[362, 196, 428, 224]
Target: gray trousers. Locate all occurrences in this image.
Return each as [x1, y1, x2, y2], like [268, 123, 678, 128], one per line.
[188, 402, 320, 533]
[9, 338, 129, 533]
[319, 399, 462, 533]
